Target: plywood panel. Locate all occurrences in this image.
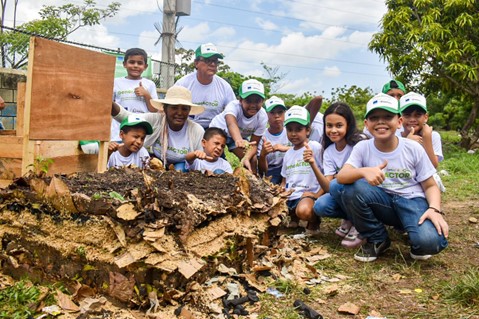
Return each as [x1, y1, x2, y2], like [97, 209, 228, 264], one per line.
[36, 140, 83, 158]
[28, 37, 115, 141]
[17, 82, 26, 136]
[47, 154, 98, 176]
[0, 136, 23, 158]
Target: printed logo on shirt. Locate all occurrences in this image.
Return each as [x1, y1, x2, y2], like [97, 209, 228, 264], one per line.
[167, 146, 188, 155]
[198, 100, 219, 107]
[384, 168, 412, 179]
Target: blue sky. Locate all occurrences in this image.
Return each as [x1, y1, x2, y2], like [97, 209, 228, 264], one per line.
[8, 0, 392, 97]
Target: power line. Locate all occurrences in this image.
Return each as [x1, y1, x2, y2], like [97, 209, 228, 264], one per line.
[191, 0, 374, 33]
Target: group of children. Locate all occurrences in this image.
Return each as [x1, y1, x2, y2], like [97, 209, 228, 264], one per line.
[104, 46, 448, 262]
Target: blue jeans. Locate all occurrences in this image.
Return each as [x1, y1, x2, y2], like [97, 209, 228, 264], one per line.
[333, 179, 448, 256]
[313, 180, 348, 219]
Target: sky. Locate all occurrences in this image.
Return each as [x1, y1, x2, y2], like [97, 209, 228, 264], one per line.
[4, 0, 393, 98]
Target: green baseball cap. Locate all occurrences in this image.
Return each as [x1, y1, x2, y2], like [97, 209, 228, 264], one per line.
[399, 92, 427, 113]
[365, 93, 400, 118]
[120, 115, 153, 135]
[195, 43, 224, 59]
[264, 96, 287, 112]
[382, 79, 406, 94]
[239, 79, 265, 99]
[284, 105, 310, 126]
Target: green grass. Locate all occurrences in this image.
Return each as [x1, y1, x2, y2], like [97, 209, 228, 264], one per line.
[439, 131, 479, 201]
[442, 268, 479, 307]
[0, 280, 64, 319]
[0, 281, 41, 319]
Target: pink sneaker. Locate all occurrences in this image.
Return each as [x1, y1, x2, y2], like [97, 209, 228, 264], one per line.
[335, 219, 352, 238]
[341, 226, 366, 249]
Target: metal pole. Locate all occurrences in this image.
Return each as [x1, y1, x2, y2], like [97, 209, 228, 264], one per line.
[160, 0, 176, 89]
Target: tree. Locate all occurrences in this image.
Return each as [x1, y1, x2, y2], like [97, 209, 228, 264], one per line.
[369, 0, 479, 148]
[0, 0, 120, 69]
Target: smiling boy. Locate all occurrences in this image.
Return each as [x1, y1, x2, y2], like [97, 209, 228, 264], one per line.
[333, 93, 449, 262]
[210, 79, 268, 172]
[107, 114, 153, 169]
[111, 48, 158, 143]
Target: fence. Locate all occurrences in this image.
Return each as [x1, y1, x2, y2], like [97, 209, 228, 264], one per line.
[0, 26, 175, 129]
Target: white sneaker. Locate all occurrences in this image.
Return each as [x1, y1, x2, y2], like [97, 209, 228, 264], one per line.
[410, 252, 432, 260]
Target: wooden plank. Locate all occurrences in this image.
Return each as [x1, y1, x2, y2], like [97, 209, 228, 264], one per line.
[16, 82, 26, 136]
[28, 37, 115, 141]
[47, 154, 97, 176]
[97, 141, 108, 173]
[36, 140, 83, 158]
[22, 37, 35, 176]
[0, 136, 23, 158]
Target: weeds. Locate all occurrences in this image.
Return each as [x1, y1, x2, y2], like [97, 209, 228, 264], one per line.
[0, 281, 40, 318]
[443, 268, 479, 307]
[26, 156, 54, 177]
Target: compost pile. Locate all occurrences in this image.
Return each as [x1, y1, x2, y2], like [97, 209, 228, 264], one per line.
[0, 167, 290, 317]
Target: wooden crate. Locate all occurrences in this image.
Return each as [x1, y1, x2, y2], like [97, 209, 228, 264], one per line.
[0, 37, 115, 188]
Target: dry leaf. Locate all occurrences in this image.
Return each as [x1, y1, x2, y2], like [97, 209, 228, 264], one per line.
[116, 203, 139, 220]
[108, 272, 135, 303]
[205, 285, 227, 301]
[56, 289, 80, 312]
[178, 258, 205, 279]
[392, 273, 402, 282]
[103, 216, 126, 247]
[337, 302, 360, 315]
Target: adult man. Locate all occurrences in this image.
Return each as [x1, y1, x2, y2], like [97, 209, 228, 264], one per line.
[175, 43, 236, 129]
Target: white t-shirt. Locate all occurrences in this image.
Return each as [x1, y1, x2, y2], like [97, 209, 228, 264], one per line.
[175, 73, 236, 128]
[107, 147, 150, 169]
[152, 124, 190, 164]
[346, 138, 436, 199]
[187, 158, 233, 174]
[432, 131, 444, 162]
[257, 128, 291, 169]
[323, 143, 353, 176]
[210, 100, 268, 139]
[112, 77, 158, 141]
[281, 141, 323, 200]
[309, 113, 324, 143]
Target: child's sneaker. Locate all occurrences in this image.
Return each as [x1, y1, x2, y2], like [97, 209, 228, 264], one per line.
[410, 252, 432, 260]
[335, 219, 352, 238]
[354, 238, 391, 262]
[341, 226, 365, 249]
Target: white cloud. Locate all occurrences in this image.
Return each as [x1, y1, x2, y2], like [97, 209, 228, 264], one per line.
[68, 25, 120, 49]
[255, 18, 279, 31]
[177, 22, 236, 45]
[323, 66, 341, 78]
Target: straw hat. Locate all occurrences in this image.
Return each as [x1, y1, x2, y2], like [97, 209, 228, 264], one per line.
[150, 86, 205, 115]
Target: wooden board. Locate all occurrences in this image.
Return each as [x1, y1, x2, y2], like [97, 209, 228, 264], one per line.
[27, 37, 115, 141]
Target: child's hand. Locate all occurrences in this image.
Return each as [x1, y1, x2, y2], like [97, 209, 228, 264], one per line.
[235, 139, 249, 149]
[108, 141, 121, 152]
[363, 161, 387, 186]
[422, 123, 433, 138]
[134, 82, 148, 97]
[274, 144, 289, 152]
[193, 150, 213, 161]
[261, 137, 274, 155]
[303, 142, 315, 164]
[407, 127, 423, 145]
[419, 208, 449, 237]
